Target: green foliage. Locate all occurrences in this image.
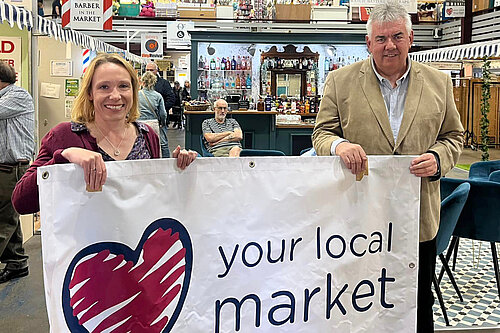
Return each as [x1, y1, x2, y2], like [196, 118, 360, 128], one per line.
[480, 57, 491, 161]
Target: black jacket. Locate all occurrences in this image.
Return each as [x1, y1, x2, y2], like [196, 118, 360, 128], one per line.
[154, 76, 175, 113]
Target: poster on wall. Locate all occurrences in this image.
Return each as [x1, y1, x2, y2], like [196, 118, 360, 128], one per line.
[67, 0, 112, 30]
[38, 157, 420, 332]
[51, 61, 73, 77]
[167, 21, 194, 49]
[444, 1, 465, 18]
[65, 79, 80, 96]
[0, 37, 22, 86]
[141, 33, 164, 58]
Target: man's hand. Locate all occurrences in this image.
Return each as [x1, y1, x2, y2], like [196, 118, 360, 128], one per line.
[336, 142, 367, 175]
[172, 145, 197, 170]
[410, 153, 437, 177]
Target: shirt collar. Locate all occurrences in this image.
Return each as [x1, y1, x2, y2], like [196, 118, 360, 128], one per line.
[0, 84, 15, 98]
[371, 57, 412, 86]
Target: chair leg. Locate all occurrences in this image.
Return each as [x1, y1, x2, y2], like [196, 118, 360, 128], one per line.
[490, 242, 500, 300]
[439, 236, 459, 283]
[440, 254, 463, 302]
[452, 237, 460, 271]
[433, 274, 450, 326]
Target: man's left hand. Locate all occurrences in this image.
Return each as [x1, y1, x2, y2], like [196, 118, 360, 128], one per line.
[410, 153, 437, 177]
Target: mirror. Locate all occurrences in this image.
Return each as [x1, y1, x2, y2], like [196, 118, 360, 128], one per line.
[276, 74, 302, 98]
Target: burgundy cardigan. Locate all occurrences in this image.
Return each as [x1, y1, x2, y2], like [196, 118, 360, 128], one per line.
[12, 122, 160, 214]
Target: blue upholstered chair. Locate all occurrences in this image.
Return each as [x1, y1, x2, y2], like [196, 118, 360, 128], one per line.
[489, 170, 500, 183]
[239, 149, 285, 156]
[469, 160, 500, 180]
[199, 135, 214, 157]
[433, 182, 470, 326]
[440, 177, 500, 300]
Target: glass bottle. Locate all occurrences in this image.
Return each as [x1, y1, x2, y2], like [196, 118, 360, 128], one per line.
[237, 55, 242, 70]
[210, 58, 216, 70]
[198, 56, 204, 69]
[235, 74, 241, 89]
[246, 74, 252, 89]
[231, 56, 237, 70]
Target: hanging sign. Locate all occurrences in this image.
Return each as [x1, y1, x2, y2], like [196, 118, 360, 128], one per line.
[444, 1, 465, 18]
[62, 0, 113, 30]
[39, 156, 420, 332]
[0, 37, 22, 86]
[141, 33, 164, 58]
[350, 0, 417, 13]
[167, 21, 194, 49]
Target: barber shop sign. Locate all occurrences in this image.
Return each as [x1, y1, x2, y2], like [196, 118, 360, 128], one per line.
[39, 156, 420, 332]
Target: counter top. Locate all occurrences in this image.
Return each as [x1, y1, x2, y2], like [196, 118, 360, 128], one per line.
[276, 123, 315, 129]
[184, 110, 278, 115]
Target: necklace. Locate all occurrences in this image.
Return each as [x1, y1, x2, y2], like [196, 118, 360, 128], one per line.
[94, 123, 128, 157]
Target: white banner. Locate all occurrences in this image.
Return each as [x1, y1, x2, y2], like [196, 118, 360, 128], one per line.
[39, 156, 420, 332]
[0, 36, 22, 86]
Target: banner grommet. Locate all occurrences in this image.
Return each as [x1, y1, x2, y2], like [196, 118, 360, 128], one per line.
[42, 171, 50, 179]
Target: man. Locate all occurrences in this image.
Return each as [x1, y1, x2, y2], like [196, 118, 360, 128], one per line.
[51, 0, 61, 18]
[202, 99, 242, 157]
[0, 62, 34, 283]
[312, 2, 463, 332]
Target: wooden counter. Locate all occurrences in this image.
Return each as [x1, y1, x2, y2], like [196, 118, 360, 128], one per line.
[185, 110, 314, 155]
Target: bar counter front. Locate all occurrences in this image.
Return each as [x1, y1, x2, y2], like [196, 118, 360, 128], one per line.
[184, 110, 314, 155]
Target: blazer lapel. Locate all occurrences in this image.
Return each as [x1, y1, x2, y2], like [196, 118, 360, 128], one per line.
[359, 59, 395, 147]
[395, 63, 423, 150]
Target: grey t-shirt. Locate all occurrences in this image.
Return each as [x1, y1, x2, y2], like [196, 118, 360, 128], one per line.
[202, 118, 242, 152]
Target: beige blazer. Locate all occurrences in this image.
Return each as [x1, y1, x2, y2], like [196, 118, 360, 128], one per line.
[312, 58, 464, 242]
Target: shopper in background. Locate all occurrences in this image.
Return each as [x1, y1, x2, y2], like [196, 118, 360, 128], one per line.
[202, 99, 242, 157]
[38, 1, 44, 16]
[181, 80, 191, 103]
[138, 71, 169, 156]
[12, 54, 197, 216]
[0, 62, 34, 283]
[145, 62, 175, 130]
[51, 0, 61, 18]
[312, 1, 463, 332]
[172, 81, 183, 129]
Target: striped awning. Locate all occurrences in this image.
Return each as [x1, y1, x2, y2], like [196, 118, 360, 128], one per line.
[1, 1, 146, 64]
[410, 40, 500, 62]
[0, 1, 33, 30]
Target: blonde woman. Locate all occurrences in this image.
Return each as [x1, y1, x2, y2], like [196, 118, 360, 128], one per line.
[138, 71, 169, 157]
[12, 53, 197, 214]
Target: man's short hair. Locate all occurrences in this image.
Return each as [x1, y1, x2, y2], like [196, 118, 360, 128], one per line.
[366, 1, 412, 37]
[0, 61, 17, 84]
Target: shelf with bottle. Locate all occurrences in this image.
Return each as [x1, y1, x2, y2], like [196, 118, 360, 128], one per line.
[257, 95, 320, 115]
[197, 69, 252, 72]
[197, 71, 252, 91]
[198, 55, 253, 72]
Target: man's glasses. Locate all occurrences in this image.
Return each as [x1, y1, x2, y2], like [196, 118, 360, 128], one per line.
[216, 107, 228, 110]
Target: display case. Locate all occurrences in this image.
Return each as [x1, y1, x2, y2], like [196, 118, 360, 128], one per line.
[196, 54, 254, 105]
[260, 45, 319, 99]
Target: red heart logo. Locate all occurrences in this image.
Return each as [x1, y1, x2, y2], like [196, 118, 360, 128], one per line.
[446, 8, 453, 15]
[62, 219, 193, 332]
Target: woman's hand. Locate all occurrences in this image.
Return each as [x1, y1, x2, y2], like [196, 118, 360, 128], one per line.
[61, 148, 107, 191]
[172, 145, 197, 170]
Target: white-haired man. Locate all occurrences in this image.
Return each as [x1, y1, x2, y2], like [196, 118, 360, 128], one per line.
[313, 1, 463, 331]
[202, 99, 242, 157]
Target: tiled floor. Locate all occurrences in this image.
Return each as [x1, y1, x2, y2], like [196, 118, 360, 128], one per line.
[434, 240, 500, 329]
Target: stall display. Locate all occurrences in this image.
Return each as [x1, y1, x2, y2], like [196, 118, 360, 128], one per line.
[197, 55, 253, 103]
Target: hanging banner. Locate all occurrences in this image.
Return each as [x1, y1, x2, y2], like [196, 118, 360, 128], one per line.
[39, 156, 420, 333]
[63, 0, 113, 30]
[167, 21, 194, 49]
[350, 0, 417, 13]
[141, 33, 164, 58]
[0, 36, 22, 86]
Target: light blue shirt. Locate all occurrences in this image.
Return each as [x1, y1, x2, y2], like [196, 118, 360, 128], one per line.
[0, 84, 35, 163]
[330, 57, 411, 155]
[138, 88, 167, 126]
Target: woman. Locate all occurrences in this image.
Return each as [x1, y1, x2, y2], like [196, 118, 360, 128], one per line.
[12, 53, 197, 215]
[181, 80, 191, 103]
[138, 71, 169, 157]
[172, 81, 183, 129]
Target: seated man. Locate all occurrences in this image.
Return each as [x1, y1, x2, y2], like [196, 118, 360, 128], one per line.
[202, 99, 242, 157]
